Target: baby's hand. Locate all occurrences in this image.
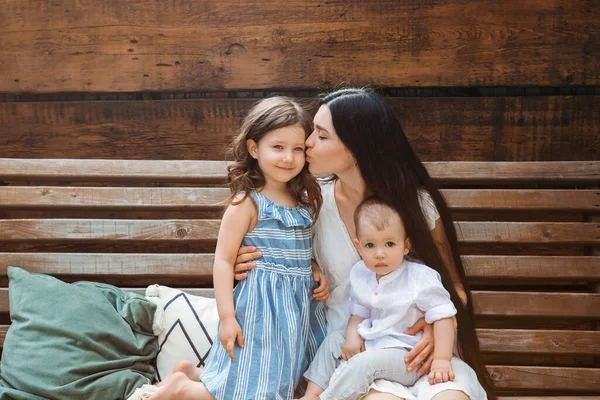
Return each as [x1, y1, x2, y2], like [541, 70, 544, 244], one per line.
[341, 336, 364, 361]
[219, 317, 244, 362]
[428, 359, 455, 385]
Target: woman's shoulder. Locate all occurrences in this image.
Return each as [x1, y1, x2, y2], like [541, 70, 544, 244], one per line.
[317, 177, 335, 191]
[417, 189, 440, 230]
[315, 177, 335, 209]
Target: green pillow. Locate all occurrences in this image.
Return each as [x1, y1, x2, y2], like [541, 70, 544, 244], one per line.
[0, 267, 159, 400]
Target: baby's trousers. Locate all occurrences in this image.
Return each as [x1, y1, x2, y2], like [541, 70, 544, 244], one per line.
[321, 347, 418, 400]
[303, 330, 346, 390]
[303, 330, 418, 399]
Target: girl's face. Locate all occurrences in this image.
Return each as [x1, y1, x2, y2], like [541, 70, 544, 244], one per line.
[305, 105, 355, 176]
[247, 125, 307, 185]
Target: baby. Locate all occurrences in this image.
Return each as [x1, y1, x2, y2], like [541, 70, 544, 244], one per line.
[314, 198, 458, 400]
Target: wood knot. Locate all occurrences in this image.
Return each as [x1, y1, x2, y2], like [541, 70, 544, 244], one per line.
[224, 43, 246, 55]
[176, 228, 188, 238]
[41, 189, 50, 196]
[543, 231, 552, 239]
[551, 339, 560, 347]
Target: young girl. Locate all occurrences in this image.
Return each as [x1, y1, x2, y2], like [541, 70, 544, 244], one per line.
[306, 198, 457, 400]
[150, 97, 329, 400]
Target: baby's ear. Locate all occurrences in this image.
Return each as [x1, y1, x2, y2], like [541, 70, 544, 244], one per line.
[352, 238, 360, 251]
[404, 237, 411, 255]
[247, 139, 258, 159]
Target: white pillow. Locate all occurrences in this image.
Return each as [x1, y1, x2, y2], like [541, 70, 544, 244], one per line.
[145, 285, 219, 382]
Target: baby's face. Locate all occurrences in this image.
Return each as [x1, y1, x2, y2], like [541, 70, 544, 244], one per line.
[354, 215, 410, 278]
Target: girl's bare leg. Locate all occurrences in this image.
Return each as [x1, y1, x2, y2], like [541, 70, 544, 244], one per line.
[149, 372, 214, 400]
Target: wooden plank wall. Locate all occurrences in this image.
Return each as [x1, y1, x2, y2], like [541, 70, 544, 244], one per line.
[1, 0, 599, 92]
[0, 96, 598, 161]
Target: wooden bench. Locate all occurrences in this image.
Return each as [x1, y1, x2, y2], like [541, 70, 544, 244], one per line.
[1, 158, 598, 399]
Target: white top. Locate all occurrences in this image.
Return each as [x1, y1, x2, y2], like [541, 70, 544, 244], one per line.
[312, 179, 440, 333]
[349, 259, 457, 350]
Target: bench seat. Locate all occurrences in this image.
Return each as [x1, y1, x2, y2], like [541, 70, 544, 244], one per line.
[1, 159, 599, 397]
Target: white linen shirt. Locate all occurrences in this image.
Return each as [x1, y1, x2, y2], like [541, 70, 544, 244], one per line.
[349, 258, 457, 351]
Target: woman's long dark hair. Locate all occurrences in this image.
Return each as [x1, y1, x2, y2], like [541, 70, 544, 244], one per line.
[322, 88, 496, 398]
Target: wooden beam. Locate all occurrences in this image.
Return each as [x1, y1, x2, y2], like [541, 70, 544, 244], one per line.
[2, 254, 598, 281]
[0, 220, 596, 244]
[1, 187, 597, 212]
[477, 329, 600, 355]
[1, 289, 598, 318]
[487, 365, 600, 391]
[462, 255, 600, 280]
[472, 291, 600, 318]
[2, 159, 598, 184]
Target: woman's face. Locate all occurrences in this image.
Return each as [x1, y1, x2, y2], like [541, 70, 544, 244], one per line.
[305, 105, 355, 176]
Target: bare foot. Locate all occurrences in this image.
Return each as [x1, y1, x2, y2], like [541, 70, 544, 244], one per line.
[150, 372, 213, 400]
[150, 372, 191, 399]
[173, 360, 204, 382]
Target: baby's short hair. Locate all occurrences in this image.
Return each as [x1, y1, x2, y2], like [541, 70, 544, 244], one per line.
[353, 198, 403, 238]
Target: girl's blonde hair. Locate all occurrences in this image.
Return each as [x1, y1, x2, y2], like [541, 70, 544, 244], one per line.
[226, 96, 322, 219]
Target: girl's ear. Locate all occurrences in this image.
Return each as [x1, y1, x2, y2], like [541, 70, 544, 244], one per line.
[247, 139, 258, 159]
[404, 237, 411, 255]
[352, 238, 361, 251]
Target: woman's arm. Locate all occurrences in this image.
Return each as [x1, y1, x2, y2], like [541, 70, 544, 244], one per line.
[233, 246, 262, 280]
[431, 219, 467, 305]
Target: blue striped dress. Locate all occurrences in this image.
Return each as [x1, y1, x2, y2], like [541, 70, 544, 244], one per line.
[201, 191, 327, 400]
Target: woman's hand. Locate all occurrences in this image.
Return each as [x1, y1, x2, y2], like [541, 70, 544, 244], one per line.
[404, 318, 434, 377]
[233, 246, 262, 281]
[312, 270, 330, 302]
[219, 316, 244, 361]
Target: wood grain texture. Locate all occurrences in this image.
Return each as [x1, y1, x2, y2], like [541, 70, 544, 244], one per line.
[454, 222, 600, 244]
[462, 255, 600, 280]
[487, 365, 600, 391]
[1, 289, 598, 318]
[2, 253, 597, 281]
[1, 97, 598, 161]
[2, 187, 597, 211]
[0, 253, 214, 278]
[0, 220, 596, 244]
[1, 0, 598, 92]
[472, 291, 600, 318]
[477, 329, 600, 355]
[2, 159, 599, 184]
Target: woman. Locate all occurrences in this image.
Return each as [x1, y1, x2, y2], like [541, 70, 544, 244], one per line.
[235, 89, 495, 400]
